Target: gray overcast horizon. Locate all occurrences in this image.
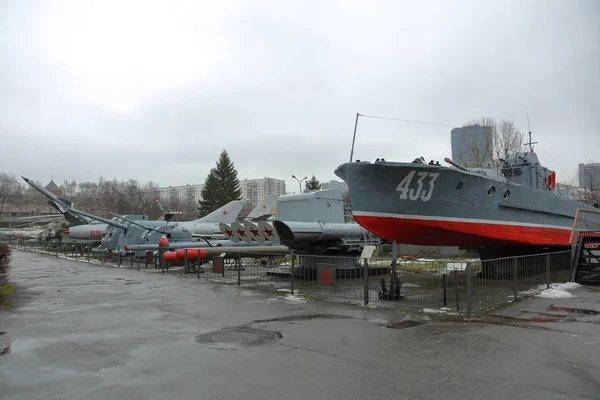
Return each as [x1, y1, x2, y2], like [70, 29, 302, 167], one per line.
[1, 0, 598, 193]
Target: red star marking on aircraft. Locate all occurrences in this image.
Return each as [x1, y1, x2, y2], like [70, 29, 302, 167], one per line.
[236, 228, 246, 237]
[263, 227, 274, 238]
[224, 229, 233, 237]
[223, 210, 228, 215]
[263, 205, 267, 209]
[320, 268, 333, 286]
[249, 227, 260, 237]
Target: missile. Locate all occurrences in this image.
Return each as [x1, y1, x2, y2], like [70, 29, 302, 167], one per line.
[124, 240, 285, 252]
[21, 176, 93, 224]
[68, 223, 107, 240]
[66, 207, 129, 231]
[272, 220, 367, 244]
[163, 248, 208, 262]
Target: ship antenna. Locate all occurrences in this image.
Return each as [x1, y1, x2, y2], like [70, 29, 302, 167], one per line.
[525, 113, 537, 152]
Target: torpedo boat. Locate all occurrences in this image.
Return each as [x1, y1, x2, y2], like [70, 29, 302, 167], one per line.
[335, 148, 600, 259]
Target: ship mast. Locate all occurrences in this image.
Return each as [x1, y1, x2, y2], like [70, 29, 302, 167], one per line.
[525, 113, 538, 152]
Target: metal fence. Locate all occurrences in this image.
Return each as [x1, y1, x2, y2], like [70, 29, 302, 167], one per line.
[10, 241, 573, 317]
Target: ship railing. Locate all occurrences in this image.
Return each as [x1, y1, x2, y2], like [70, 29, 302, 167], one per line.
[569, 208, 600, 246]
[569, 208, 600, 267]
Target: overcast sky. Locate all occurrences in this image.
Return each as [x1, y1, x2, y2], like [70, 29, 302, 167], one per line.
[1, 0, 598, 192]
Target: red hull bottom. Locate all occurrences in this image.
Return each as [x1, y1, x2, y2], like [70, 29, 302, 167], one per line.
[354, 215, 573, 247]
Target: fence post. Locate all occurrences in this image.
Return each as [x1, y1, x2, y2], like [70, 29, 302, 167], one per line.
[75, 244, 78, 261]
[237, 257, 241, 286]
[454, 269, 459, 310]
[183, 249, 188, 276]
[290, 252, 295, 295]
[363, 258, 369, 306]
[137, 253, 141, 270]
[512, 257, 518, 300]
[466, 263, 472, 320]
[118, 246, 122, 267]
[545, 253, 551, 289]
[443, 274, 447, 307]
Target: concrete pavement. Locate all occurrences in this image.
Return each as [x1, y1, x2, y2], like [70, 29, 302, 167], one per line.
[1, 250, 599, 400]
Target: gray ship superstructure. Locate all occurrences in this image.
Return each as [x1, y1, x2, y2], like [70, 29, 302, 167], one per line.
[335, 148, 600, 258]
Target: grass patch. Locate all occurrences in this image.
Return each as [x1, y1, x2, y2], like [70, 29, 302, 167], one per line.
[0, 283, 16, 310]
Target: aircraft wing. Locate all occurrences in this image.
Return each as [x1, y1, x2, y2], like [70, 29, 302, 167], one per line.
[12, 214, 64, 221]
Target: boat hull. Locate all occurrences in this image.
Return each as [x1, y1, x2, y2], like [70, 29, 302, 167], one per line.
[335, 161, 600, 248]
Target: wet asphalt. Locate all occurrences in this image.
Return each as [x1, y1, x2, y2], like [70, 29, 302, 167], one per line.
[1, 250, 599, 400]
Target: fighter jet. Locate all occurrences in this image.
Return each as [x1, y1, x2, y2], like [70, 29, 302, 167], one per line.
[21, 175, 245, 242]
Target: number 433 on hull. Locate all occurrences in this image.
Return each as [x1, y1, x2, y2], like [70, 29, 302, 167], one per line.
[396, 170, 439, 202]
[334, 152, 600, 254]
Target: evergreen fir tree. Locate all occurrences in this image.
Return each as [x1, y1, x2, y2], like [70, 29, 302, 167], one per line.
[304, 175, 322, 191]
[198, 168, 219, 217]
[197, 150, 242, 217]
[214, 150, 242, 204]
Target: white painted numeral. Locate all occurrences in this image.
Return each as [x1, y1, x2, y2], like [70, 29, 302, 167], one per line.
[396, 171, 439, 202]
[396, 170, 416, 200]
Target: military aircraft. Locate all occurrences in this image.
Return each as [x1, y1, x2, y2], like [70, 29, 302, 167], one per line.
[219, 189, 381, 255]
[65, 200, 243, 242]
[21, 176, 246, 242]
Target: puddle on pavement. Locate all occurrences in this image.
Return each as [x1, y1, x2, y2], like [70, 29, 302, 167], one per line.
[252, 313, 356, 324]
[547, 306, 600, 316]
[482, 315, 555, 331]
[385, 320, 425, 329]
[0, 346, 10, 356]
[195, 327, 282, 349]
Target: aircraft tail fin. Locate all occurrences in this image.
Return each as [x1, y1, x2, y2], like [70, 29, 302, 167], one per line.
[154, 198, 181, 222]
[246, 194, 278, 221]
[194, 200, 244, 223]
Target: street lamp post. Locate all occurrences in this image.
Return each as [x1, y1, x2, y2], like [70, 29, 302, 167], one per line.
[291, 175, 307, 193]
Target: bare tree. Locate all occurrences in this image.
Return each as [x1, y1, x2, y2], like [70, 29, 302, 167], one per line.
[60, 179, 77, 198]
[573, 162, 600, 206]
[495, 119, 525, 160]
[453, 117, 525, 168]
[112, 180, 159, 214]
[22, 183, 50, 214]
[76, 181, 101, 214]
[182, 199, 200, 220]
[0, 173, 23, 220]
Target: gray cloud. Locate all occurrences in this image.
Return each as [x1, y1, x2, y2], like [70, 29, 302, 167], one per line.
[1, 0, 598, 192]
